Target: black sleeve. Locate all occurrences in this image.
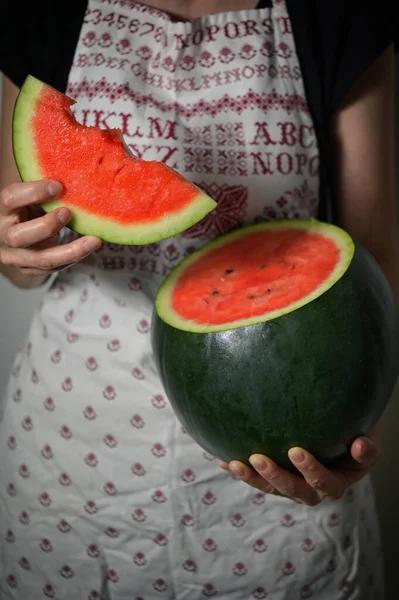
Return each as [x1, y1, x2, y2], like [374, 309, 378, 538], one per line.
[288, 0, 397, 126]
[0, 1, 87, 92]
[286, 0, 398, 222]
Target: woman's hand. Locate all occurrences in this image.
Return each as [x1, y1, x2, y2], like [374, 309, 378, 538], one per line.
[218, 422, 381, 506]
[0, 179, 101, 280]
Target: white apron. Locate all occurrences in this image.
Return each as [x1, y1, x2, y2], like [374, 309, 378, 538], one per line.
[0, 1, 384, 598]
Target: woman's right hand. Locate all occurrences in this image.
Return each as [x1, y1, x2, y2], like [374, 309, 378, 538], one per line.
[0, 179, 102, 279]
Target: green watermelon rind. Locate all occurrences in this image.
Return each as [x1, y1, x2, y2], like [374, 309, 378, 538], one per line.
[12, 76, 44, 180]
[12, 75, 217, 245]
[39, 193, 217, 245]
[155, 219, 355, 332]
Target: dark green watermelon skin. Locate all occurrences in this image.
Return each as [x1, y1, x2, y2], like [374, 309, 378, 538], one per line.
[151, 244, 399, 472]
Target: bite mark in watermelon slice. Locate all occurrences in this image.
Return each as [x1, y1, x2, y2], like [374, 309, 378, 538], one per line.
[156, 220, 354, 332]
[12, 76, 216, 245]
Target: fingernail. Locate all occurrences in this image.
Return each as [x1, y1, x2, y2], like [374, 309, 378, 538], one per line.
[250, 457, 268, 472]
[288, 448, 305, 464]
[229, 463, 245, 477]
[83, 237, 101, 252]
[57, 208, 70, 224]
[48, 181, 63, 196]
[216, 459, 229, 471]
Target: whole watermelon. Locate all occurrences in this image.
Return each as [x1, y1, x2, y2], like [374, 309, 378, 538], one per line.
[152, 220, 399, 471]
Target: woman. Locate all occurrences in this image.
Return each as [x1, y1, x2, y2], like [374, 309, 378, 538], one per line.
[0, 0, 397, 598]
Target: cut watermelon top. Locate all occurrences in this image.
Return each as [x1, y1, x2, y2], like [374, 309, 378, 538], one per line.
[156, 221, 354, 332]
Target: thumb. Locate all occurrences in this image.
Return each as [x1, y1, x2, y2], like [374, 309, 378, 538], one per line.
[351, 436, 379, 466]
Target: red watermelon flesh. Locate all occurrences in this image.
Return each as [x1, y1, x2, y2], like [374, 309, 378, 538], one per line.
[171, 227, 340, 326]
[12, 76, 216, 244]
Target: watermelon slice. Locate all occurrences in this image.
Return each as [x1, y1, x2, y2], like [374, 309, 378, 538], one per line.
[152, 220, 399, 469]
[12, 76, 216, 245]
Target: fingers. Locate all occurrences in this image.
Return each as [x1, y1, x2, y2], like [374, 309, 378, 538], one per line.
[249, 454, 321, 505]
[217, 436, 380, 507]
[0, 180, 62, 215]
[219, 454, 334, 505]
[0, 235, 101, 273]
[217, 459, 276, 494]
[4, 207, 71, 248]
[287, 448, 345, 501]
[0, 180, 102, 275]
[218, 456, 319, 505]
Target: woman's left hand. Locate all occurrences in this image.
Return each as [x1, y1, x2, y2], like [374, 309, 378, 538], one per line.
[217, 421, 381, 506]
